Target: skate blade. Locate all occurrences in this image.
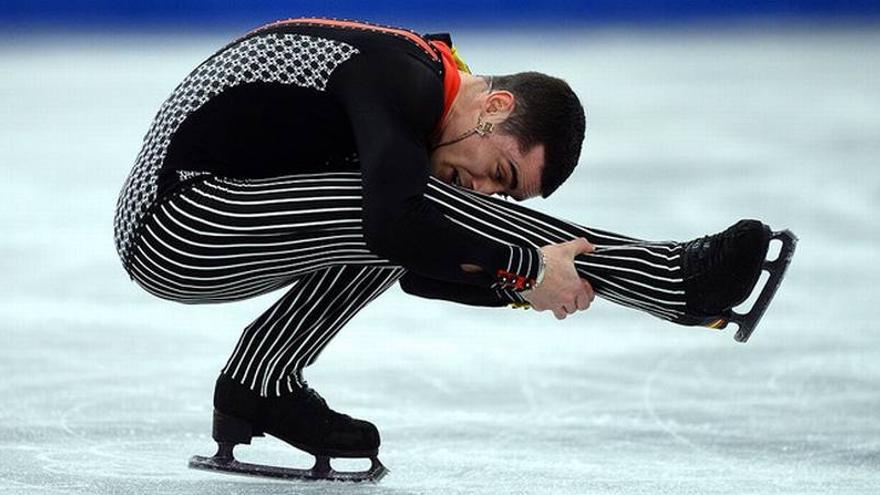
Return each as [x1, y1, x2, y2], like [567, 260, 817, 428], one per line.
[720, 229, 798, 343]
[188, 453, 388, 483]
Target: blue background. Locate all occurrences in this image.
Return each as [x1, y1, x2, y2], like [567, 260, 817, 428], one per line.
[2, 0, 880, 28]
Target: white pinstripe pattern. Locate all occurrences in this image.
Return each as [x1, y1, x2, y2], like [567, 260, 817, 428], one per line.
[424, 181, 687, 315]
[124, 171, 690, 397]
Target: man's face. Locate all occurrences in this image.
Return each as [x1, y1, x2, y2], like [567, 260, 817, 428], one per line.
[429, 132, 545, 201]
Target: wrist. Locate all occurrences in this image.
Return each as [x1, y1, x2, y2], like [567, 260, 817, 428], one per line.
[533, 248, 547, 289]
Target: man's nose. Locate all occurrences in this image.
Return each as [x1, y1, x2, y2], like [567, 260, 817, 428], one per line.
[471, 176, 500, 195]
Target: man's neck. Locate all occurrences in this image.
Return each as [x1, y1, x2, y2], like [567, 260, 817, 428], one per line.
[434, 73, 490, 144]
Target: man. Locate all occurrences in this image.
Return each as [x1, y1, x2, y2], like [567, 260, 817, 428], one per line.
[113, 18, 795, 481]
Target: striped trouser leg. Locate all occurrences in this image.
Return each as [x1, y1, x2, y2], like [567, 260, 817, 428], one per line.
[128, 172, 409, 397]
[128, 171, 687, 396]
[221, 265, 404, 397]
[127, 172, 396, 304]
[423, 181, 687, 322]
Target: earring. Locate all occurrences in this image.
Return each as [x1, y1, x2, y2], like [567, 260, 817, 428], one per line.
[475, 117, 494, 137]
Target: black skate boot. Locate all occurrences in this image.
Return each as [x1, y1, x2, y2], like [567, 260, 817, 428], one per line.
[262, 374, 381, 458]
[188, 373, 387, 482]
[678, 219, 797, 342]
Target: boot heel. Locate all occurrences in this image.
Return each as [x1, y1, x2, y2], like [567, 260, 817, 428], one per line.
[212, 409, 257, 444]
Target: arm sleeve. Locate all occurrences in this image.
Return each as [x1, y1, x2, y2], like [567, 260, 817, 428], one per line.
[331, 51, 541, 289]
[398, 272, 528, 307]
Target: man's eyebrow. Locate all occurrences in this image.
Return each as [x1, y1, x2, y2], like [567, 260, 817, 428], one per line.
[509, 159, 520, 191]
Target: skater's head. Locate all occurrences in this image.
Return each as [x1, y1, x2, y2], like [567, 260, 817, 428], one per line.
[430, 71, 586, 199]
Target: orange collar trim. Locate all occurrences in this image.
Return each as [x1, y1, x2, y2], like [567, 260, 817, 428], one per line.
[429, 40, 462, 133]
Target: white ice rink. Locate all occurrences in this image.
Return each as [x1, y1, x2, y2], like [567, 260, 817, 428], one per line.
[2, 22, 879, 494]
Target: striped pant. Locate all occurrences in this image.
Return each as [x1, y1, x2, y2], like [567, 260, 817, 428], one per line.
[127, 172, 686, 397]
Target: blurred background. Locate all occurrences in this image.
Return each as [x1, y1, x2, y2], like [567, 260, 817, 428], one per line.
[2, 2, 879, 494]
[2, 0, 880, 28]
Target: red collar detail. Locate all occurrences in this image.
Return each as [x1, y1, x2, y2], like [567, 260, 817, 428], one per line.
[429, 40, 461, 133]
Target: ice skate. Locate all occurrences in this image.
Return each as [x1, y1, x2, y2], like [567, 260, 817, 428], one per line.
[678, 219, 797, 342]
[189, 374, 387, 482]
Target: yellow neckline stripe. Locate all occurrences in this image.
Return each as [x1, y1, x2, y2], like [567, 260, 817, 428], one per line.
[450, 45, 471, 74]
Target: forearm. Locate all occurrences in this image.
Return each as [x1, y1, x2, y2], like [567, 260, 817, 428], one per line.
[398, 272, 526, 307]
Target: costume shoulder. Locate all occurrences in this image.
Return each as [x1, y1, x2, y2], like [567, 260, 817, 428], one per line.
[328, 42, 445, 143]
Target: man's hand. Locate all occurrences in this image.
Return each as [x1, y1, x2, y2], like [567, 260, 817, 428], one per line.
[522, 238, 595, 320]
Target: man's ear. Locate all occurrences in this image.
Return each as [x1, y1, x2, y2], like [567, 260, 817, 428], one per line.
[484, 90, 515, 123]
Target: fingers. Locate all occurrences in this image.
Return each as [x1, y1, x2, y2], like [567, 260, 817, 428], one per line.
[524, 253, 597, 320]
[581, 238, 595, 254]
[576, 291, 589, 311]
[564, 237, 594, 256]
[583, 279, 595, 303]
[562, 279, 596, 318]
[575, 282, 596, 311]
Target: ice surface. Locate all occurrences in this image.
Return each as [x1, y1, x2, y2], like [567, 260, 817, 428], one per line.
[1, 24, 879, 494]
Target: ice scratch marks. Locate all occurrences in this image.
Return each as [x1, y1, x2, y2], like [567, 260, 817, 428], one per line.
[641, 347, 727, 462]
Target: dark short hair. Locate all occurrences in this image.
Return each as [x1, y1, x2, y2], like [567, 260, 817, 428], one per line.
[490, 72, 586, 197]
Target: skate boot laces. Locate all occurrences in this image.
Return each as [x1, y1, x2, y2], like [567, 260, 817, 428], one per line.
[681, 219, 771, 317]
[683, 235, 727, 279]
[293, 374, 352, 422]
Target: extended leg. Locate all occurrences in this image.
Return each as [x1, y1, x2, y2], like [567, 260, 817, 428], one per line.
[420, 179, 796, 338]
[423, 178, 691, 321]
